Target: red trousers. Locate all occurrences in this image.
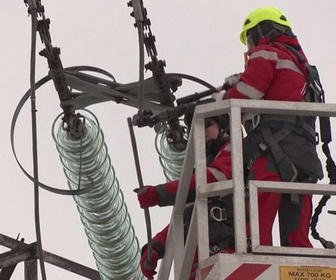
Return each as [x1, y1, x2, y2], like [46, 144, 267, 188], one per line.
[249, 156, 313, 247]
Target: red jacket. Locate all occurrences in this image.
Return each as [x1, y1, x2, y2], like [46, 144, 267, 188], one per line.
[156, 35, 310, 205]
[156, 142, 232, 206]
[225, 35, 307, 102]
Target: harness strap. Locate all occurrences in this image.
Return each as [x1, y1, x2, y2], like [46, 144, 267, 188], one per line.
[245, 126, 300, 205]
[260, 127, 298, 182]
[247, 125, 289, 162]
[260, 114, 316, 141]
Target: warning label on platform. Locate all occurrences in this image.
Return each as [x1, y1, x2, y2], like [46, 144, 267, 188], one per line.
[280, 266, 336, 280]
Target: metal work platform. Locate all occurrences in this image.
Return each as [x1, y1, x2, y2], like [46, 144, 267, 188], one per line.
[156, 99, 336, 280]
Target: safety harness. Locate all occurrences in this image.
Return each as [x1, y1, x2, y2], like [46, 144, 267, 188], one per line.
[243, 115, 319, 181]
[183, 195, 235, 255]
[181, 138, 236, 255]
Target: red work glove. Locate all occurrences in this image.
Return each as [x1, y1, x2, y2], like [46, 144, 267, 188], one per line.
[140, 248, 159, 279]
[134, 186, 159, 208]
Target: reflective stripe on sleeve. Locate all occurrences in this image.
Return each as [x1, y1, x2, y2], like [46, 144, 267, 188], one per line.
[276, 59, 304, 75]
[207, 167, 227, 181]
[236, 82, 264, 99]
[249, 49, 278, 61]
[250, 50, 304, 75]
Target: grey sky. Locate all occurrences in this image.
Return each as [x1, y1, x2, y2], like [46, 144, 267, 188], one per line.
[1, 1, 336, 279]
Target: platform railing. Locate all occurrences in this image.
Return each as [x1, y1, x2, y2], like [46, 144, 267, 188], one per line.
[157, 99, 336, 280]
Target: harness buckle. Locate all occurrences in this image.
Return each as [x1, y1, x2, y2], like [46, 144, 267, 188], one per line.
[258, 142, 268, 152]
[210, 206, 227, 222]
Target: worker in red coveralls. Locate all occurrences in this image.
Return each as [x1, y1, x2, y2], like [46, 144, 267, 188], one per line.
[136, 6, 323, 279]
[136, 105, 235, 279]
[224, 6, 323, 247]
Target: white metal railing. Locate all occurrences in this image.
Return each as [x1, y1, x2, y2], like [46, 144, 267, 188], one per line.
[157, 99, 336, 280]
[249, 180, 336, 257]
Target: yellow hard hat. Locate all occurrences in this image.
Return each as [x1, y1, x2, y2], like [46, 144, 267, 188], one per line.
[240, 7, 291, 45]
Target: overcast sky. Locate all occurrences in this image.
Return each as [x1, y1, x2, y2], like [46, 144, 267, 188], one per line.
[1, 1, 336, 279]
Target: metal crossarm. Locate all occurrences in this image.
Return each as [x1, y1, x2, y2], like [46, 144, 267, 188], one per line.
[0, 233, 100, 280]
